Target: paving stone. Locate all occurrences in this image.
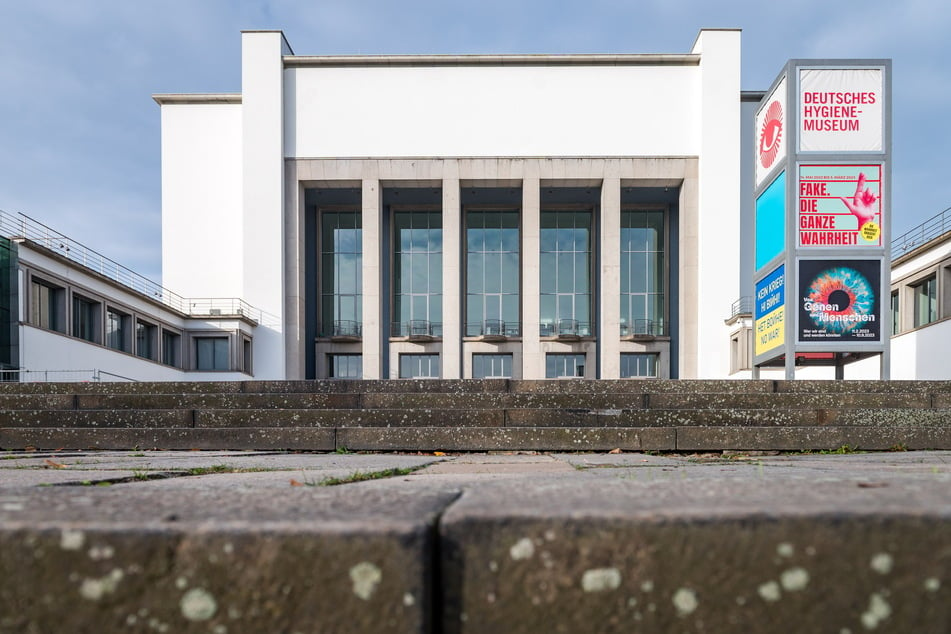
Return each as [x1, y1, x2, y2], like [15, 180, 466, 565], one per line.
[0, 428, 335, 451]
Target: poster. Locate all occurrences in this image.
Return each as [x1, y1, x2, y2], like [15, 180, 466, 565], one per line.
[755, 171, 786, 271]
[755, 76, 787, 187]
[798, 164, 882, 247]
[754, 265, 785, 357]
[797, 259, 881, 343]
[799, 68, 884, 153]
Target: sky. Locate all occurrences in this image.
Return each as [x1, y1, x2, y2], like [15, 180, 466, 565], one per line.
[1, 0, 949, 283]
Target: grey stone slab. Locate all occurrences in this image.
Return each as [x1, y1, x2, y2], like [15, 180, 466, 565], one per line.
[0, 428, 336, 451]
[0, 485, 459, 634]
[649, 392, 933, 410]
[509, 379, 775, 394]
[195, 408, 505, 428]
[552, 453, 687, 468]
[504, 408, 820, 427]
[676, 426, 951, 451]
[823, 408, 951, 426]
[0, 469, 141, 488]
[75, 392, 361, 410]
[438, 465, 951, 634]
[337, 427, 676, 452]
[774, 379, 951, 394]
[0, 409, 194, 428]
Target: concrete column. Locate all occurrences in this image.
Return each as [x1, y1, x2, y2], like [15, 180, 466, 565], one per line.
[241, 31, 290, 379]
[600, 178, 621, 378]
[361, 179, 382, 379]
[442, 175, 462, 378]
[521, 174, 542, 379]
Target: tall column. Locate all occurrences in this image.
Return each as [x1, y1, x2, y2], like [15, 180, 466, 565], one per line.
[600, 178, 621, 378]
[521, 174, 542, 379]
[361, 179, 382, 379]
[442, 175, 462, 378]
[242, 31, 289, 379]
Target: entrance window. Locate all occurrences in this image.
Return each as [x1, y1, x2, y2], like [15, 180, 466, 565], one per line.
[545, 353, 586, 378]
[620, 353, 658, 378]
[540, 210, 591, 336]
[466, 210, 519, 336]
[620, 209, 666, 336]
[472, 353, 512, 379]
[399, 353, 439, 378]
[329, 354, 362, 379]
[393, 210, 442, 337]
[320, 210, 362, 337]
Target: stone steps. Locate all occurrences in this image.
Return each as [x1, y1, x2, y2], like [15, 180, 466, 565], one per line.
[1, 379, 950, 451]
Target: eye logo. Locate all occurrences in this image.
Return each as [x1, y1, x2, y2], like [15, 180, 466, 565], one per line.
[759, 100, 783, 169]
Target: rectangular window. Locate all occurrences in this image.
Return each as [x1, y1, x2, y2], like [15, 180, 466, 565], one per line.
[620, 209, 665, 336]
[30, 279, 65, 332]
[161, 330, 181, 368]
[472, 353, 513, 379]
[620, 353, 658, 378]
[72, 295, 100, 343]
[329, 354, 362, 379]
[195, 336, 230, 371]
[540, 210, 591, 336]
[320, 210, 362, 337]
[545, 353, 586, 378]
[913, 277, 937, 328]
[890, 292, 899, 336]
[136, 320, 158, 361]
[399, 353, 439, 379]
[466, 210, 520, 337]
[242, 337, 252, 374]
[105, 308, 132, 353]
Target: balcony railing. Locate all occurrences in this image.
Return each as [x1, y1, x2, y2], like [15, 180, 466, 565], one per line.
[391, 320, 443, 338]
[465, 320, 521, 338]
[0, 209, 261, 322]
[620, 319, 668, 337]
[891, 206, 951, 260]
[329, 320, 362, 338]
[540, 320, 593, 338]
[729, 297, 753, 319]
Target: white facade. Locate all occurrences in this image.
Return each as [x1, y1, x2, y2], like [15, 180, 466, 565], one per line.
[156, 29, 744, 381]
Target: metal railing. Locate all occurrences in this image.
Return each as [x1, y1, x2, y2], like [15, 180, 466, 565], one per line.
[330, 320, 362, 338]
[0, 209, 261, 322]
[891, 206, 951, 260]
[391, 321, 443, 338]
[465, 320, 521, 337]
[0, 368, 138, 383]
[729, 297, 753, 319]
[539, 320, 593, 337]
[620, 319, 668, 337]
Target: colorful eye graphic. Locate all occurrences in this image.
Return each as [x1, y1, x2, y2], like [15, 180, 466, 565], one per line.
[759, 101, 783, 169]
[804, 267, 874, 334]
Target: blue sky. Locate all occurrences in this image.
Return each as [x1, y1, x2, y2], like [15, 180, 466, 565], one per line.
[1, 0, 948, 282]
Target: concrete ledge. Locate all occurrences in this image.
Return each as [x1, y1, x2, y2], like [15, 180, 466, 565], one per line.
[676, 425, 951, 451]
[0, 428, 335, 451]
[337, 427, 676, 452]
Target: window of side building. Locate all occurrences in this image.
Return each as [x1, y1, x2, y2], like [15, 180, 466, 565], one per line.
[136, 320, 158, 361]
[161, 329, 182, 368]
[620, 353, 658, 378]
[620, 209, 666, 336]
[545, 353, 586, 378]
[72, 294, 101, 344]
[393, 210, 442, 337]
[320, 210, 362, 338]
[540, 210, 591, 337]
[466, 209, 519, 337]
[29, 277, 66, 333]
[105, 307, 132, 353]
[913, 276, 937, 328]
[194, 336, 230, 371]
[329, 353, 362, 379]
[890, 291, 899, 336]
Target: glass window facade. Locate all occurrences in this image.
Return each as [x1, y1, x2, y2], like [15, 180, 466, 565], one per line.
[329, 354, 362, 378]
[30, 280, 64, 333]
[472, 353, 512, 378]
[620, 210, 665, 336]
[620, 353, 658, 378]
[321, 211, 362, 337]
[399, 353, 439, 378]
[136, 321, 157, 361]
[540, 210, 591, 336]
[914, 277, 937, 328]
[394, 211, 442, 337]
[545, 353, 586, 378]
[195, 336, 229, 371]
[72, 296, 99, 343]
[890, 292, 899, 336]
[106, 308, 131, 353]
[162, 330, 180, 368]
[466, 210, 519, 336]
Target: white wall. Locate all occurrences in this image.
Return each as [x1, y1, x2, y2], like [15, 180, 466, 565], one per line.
[160, 103, 243, 298]
[285, 65, 700, 159]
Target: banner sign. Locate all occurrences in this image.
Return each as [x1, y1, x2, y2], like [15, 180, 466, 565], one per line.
[799, 68, 884, 152]
[755, 265, 785, 357]
[755, 171, 786, 271]
[797, 259, 881, 343]
[756, 76, 787, 187]
[798, 164, 882, 247]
